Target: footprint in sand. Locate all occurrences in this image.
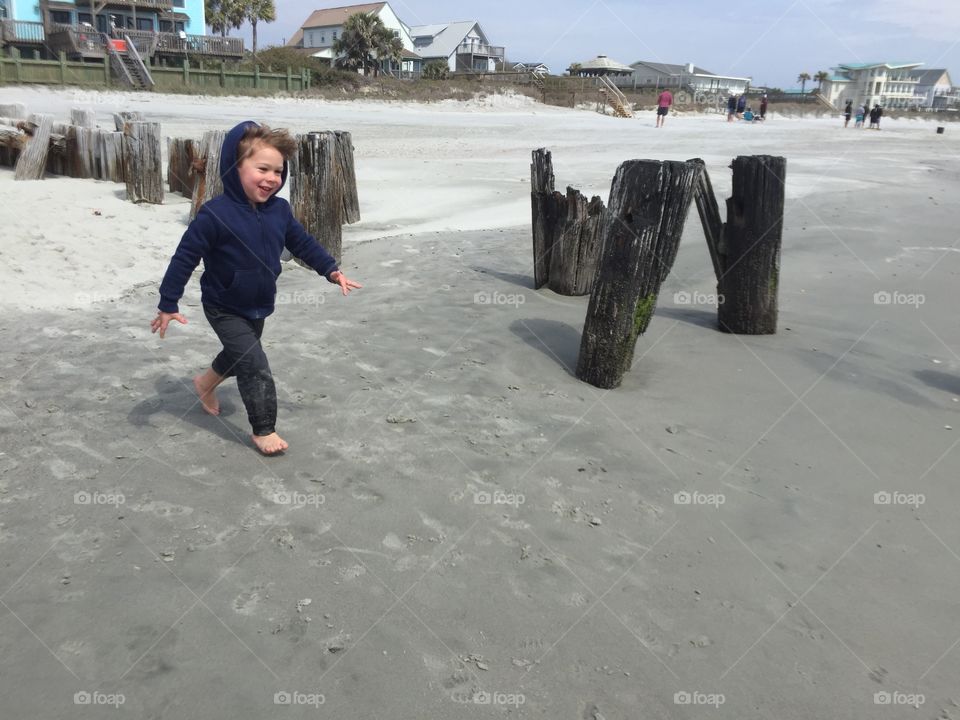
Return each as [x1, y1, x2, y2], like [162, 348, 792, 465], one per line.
[233, 584, 270, 615]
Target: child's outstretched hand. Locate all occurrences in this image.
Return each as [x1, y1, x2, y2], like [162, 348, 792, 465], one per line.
[151, 311, 187, 339]
[329, 271, 362, 296]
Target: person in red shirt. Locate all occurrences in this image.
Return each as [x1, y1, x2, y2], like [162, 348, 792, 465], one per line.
[656, 89, 673, 127]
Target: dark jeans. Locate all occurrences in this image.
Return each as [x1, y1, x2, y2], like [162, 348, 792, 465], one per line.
[203, 305, 277, 436]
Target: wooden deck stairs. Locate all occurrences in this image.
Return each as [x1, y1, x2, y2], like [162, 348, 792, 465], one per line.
[598, 75, 633, 118]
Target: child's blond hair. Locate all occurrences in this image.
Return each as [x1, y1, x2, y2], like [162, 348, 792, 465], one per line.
[237, 124, 298, 162]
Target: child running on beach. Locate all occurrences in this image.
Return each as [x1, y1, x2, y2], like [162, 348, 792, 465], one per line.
[151, 121, 362, 455]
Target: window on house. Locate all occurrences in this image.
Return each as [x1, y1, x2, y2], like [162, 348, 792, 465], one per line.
[172, 0, 185, 7]
[137, 17, 153, 31]
[175, 21, 185, 33]
[159, 19, 172, 32]
[78, 12, 92, 24]
[332, 31, 338, 40]
[50, 10, 72, 24]
[320, 35, 325, 43]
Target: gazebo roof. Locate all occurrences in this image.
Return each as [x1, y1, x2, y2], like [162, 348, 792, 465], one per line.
[578, 55, 633, 73]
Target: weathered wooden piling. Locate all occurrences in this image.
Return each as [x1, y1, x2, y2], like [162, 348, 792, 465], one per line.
[122, 121, 164, 204]
[530, 148, 606, 296]
[575, 159, 701, 388]
[70, 108, 96, 128]
[289, 130, 360, 265]
[113, 111, 144, 131]
[13, 114, 53, 180]
[717, 156, 786, 334]
[167, 137, 197, 198]
[189, 129, 226, 218]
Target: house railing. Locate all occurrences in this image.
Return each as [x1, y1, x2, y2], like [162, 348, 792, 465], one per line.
[46, 25, 106, 57]
[114, 28, 158, 56]
[154, 32, 243, 57]
[118, 0, 174, 10]
[2, 20, 243, 58]
[1, 19, 45, 44]
[456, 41, 504, 59]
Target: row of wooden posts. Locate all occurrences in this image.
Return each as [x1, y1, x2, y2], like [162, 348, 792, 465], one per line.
[531, 148, 786, 389]
[0, 102, 360, 264]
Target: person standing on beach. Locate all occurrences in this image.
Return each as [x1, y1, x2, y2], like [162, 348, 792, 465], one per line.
[151, 121, 362, 455]
[759, 94, 768, 120]
[736, 93, 747, 119]
[855, 103, 866, 128]
[869, 104, 882, 129]
[727, 94, 736, 122]
[843, 99, 853, 127]
[656, 88, 673, 127]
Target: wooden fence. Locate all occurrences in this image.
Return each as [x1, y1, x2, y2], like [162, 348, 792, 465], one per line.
[0, 50, 311, 92]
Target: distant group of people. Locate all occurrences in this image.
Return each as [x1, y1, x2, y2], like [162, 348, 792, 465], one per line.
[726, 93, 767, 122]
[844, 99, 883, 129]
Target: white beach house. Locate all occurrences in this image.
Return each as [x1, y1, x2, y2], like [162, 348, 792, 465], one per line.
[407, 21, 504, 73]
[287, 2, 421, 76]
[820, 62, 924, 109]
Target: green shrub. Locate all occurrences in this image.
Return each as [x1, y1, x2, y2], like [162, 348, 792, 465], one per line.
[422, 60, 450, 80]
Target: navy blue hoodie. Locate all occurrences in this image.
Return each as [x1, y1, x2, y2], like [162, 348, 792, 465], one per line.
[158, 121, 339, 320]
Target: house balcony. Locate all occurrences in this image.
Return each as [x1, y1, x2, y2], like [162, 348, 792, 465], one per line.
[455, 41, 504, 59]
[154, 32, 243, 58]
[73, 0, 174, 12]
[1, 19, 46, 45]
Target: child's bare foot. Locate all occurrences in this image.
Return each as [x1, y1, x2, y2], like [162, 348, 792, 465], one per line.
[193, 374, 220, 416]
[251, 432, 288, 455]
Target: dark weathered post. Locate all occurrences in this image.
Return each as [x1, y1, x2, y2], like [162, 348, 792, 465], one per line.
[715, 156, 786, 334]
[167, 137, 196, 197]
[189, 129, 226, 219]
[289, 131, 360, 265]
[530, 148, 607, 295]
[547, 189, 606, 295]
[575, 159, 701, 388]
[122, 121, 164, 204]
[531, 148, 561, 288]
[13, 114, 53, 180]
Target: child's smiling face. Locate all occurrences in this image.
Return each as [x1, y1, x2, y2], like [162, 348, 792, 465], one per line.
[238, 142, 284, 204]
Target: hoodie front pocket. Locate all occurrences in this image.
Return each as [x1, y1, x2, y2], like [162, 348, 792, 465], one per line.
[221, 269, 261, 307]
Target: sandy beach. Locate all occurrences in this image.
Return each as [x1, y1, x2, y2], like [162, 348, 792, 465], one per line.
[1, 86, 959, 718]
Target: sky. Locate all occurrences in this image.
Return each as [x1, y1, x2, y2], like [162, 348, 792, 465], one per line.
[241, 0, 960, 88]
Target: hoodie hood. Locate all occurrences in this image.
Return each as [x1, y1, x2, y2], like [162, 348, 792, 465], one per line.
[220, 120, 288, 206]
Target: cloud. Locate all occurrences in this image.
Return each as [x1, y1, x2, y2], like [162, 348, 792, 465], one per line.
[857, 0, 960, 43]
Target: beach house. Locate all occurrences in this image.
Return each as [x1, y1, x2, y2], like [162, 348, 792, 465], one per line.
[406, 21, 503, 73]
[511, 61, 549, 76]
[287, 2, 422, 76]
[627, 61, 750, 94]
[910, 68, 955, 109]
[0, 0, 242, 62]
[820, 62, 924, 109]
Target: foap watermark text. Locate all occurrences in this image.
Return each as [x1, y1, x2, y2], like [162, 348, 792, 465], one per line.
[474, 291, 525, 308]
[674, 491, 725, 508]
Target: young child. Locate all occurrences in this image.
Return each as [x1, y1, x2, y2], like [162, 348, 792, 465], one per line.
[151, 121, 361, 455]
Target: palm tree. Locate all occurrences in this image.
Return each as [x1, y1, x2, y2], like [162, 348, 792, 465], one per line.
[333, 12, 383, 75]
[206, 0, 244, 38]
[797, 71, 811, 100]
[246, 0, 276, 63]
[814, 70, 829, 92]
[376, 29, 404, 76]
